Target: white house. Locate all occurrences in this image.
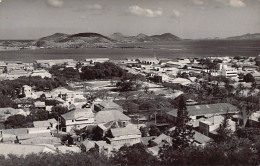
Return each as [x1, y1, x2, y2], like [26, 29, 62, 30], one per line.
[218, 63, 238, 79]
[61, 108, 95, 132]
[106, 126, 142, 147]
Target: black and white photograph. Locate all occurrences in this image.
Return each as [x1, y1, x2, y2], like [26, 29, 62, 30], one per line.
[0, 0, 260, 165]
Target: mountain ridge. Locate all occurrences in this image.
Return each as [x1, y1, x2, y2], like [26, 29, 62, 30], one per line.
[226, 33, 260, 40]
[36, 32, 182, 48]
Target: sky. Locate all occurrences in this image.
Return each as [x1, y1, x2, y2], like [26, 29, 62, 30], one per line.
[0, 0, 259, 39]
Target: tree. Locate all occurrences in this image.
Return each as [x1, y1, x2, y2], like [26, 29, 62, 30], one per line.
[159, 96, 194, 164]
[244, 73, 255, 83]
[50, 105, 69, 119]
[172, 95, 194, 149]
[149, 124, 161, 136]
[5, 114, 28, 128]
[111, 143, 159, 165]
[215, 113, 232, 142]
[30, 108, 49, 121]
[122, 101, 138, 113]
[140, 126, 149, 137]
[62, 67, 79, 80]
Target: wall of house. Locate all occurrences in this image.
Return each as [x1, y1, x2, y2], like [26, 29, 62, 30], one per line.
[110, 136, 141, 146]
[65, 118, 95, 132]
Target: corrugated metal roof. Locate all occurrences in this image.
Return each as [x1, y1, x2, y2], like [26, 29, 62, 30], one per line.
[166, 103, 238, 117]
[193, 130, 211, 144]
[95, 110, 130, 124]
[61, 108, 94, 120]
[152, 133, 172, 145]
[111, 126, 141, 137]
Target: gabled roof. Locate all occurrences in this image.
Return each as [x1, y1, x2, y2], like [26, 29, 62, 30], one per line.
[170, 78, 192, 85]
[166, 103, 238, 117]
[34, 101, 46, 107]
[95, 101, 121, 109]
[152, 133, 172, 145]
[95, 110, 130, 124]
[33, 120, 51, 128]
[82, 140, 96, 149]
[137, 57, 158, 61]
[1, 128, 28, 135]
[111, 126, 141, 137]
[0, 107, 24, 115]
[61, 108, 94, 120]
[141, 136, 157, 145]
[0, 144, 56, 157]
[193, 131, 212, 144]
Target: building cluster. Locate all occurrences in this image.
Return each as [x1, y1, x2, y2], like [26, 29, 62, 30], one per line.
[121, 56, 260, 84]
[0, 55, 260, 157]
[0, 58, 110, 80]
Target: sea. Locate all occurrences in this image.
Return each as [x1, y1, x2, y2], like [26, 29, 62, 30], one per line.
[0, 40, 260, 62]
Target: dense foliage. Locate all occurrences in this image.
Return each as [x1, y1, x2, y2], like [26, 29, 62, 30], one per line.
[0, 76, 63, 100]
[80, 62, 126, 80]
[49, 65, 80, 82]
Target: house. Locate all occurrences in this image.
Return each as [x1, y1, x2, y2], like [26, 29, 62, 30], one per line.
[252, 72, 260, 85]
[19, 137, 60, 145]
[141, 136, 157, 146]
[1, 128, 28, 136]
[193, 130, 212, 146]
[34, 101, 46, 110]
[165, 103, 238, 123]
[95, 110, 131, 125]
[136, 58, 159, 65]
[33, 120, 52, 128]
[31, 69, 52, 78]
[35, 59, 74, 68]
[97, 121, 122, 137]
[0, 133, 17, 143]
[94, 101, 123, 112]
[21, 85, 33, 97]
[85, 58, 109, 64]
[57, 145, 81, 153]
[13, 98, 34, 108]
[170, 78, 192, 86]
[151, 133, 172, 146]
[106, 126, 142, 146]
[0, 107, 28, 122]
[218, 63, 238, 80]
[61, 108, 95, 132]
[95, 141, 114, 156]
[0, 144, 56, 157]
[199, 115, 236, 137]
[147, 145, 161, 156]
[33, 119, 57, 130]
[81, 140, 96, 152]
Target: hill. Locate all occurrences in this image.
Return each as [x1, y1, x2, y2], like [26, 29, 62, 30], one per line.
[226, 33, 260, 40]
[148, 33, 181, 42]
[36, 32, 114, 48]
[109, 32, 181, 43]
[35, 32, 181, 48]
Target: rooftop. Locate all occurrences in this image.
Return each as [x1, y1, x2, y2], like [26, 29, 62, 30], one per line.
[95, 110, 130, 124]
[61, 108, 94, 120]
[166, 103, 238, 117]
[193, 130, 212, 144]
[111, 126, 141, 137]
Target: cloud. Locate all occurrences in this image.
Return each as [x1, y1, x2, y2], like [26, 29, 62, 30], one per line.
[172, 10, 181, 18]
[46, 0, 64, 7]
[72, 4, 103, 12]
[191, 0, 204, 5]
[85, 4, 102, 10]
[128, 6, 162, 17]
[229, 0, 246, 7]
